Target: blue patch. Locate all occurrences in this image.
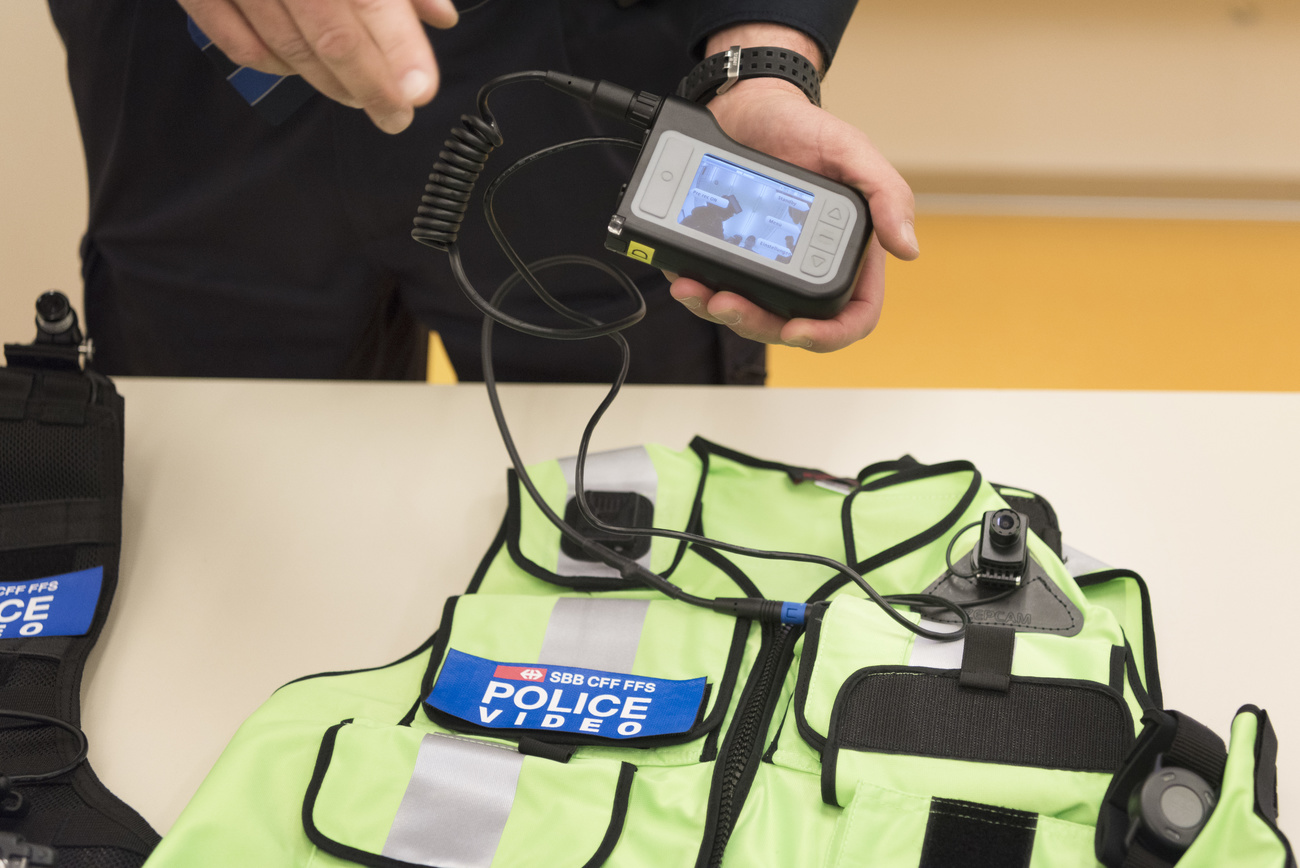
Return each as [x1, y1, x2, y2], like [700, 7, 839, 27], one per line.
[429, 649, 707, 739]
[0, 567, 103, 639]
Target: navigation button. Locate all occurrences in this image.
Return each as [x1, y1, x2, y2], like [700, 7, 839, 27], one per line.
[639, 139, 694, 218]
[810, 222, 843, 254]
[800, 249, 832, 277]
[821, 202, 849, 229]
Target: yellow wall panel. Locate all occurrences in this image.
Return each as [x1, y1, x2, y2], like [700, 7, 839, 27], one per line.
[768, 215, 1300, 391]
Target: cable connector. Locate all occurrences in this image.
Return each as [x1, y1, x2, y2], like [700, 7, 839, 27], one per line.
[710, 598, 807, 624]
[543, 72, 662, 129]
[0, 831, 56, 867]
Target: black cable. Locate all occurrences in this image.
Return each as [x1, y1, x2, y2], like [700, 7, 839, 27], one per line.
[414, 70, 972, 639]
[945, 520, 982, 579]
[0, 711, 88, 784]
[0, 710, 89, 819]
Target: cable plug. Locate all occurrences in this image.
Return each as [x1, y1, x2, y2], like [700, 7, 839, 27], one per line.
[710, 598, 807, 624]
[543, 72, 662, 129]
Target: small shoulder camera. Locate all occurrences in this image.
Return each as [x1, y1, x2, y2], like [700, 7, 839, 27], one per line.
[973, 509, 1029, 586]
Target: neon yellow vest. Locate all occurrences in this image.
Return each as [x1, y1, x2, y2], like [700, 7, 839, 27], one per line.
[144, 440, 1292, 868]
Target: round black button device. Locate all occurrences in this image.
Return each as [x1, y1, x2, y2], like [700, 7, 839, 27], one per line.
[1128, 766, 1217, 854]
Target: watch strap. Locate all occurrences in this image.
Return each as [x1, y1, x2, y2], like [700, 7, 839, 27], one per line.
[677, 45, 821, 107]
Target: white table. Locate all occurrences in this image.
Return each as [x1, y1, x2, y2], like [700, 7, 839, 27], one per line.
[81, 379, 1300, 836]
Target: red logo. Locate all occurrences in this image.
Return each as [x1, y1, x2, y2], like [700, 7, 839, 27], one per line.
[494, 665, 547, 682]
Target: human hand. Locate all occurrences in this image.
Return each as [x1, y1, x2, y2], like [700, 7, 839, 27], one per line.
[179, 0, 459, 133]
[670, 31, 918, 352]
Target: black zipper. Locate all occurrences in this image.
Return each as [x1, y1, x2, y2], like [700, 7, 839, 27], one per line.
[704, 621, 797, 868]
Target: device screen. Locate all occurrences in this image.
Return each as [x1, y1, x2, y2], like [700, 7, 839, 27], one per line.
[677, 154, 815, 264]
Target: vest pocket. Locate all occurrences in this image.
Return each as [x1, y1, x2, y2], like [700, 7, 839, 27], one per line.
[792, 596, 1134, 823]
[825, 781, 1099, 868]
[303, 718, 634, 868]
[419, 594, 754, 753]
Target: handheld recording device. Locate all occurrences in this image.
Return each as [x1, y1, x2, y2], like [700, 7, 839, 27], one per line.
[606, 96, 871, 320]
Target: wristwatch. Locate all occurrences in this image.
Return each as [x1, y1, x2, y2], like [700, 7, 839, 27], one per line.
[676, 45, 822, 107]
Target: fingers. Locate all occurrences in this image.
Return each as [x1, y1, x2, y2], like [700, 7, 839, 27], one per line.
[708, 80, 919, 264]
[411, 0, 458, 28]
[669, 235, 887, 353]
[828, 123, 919, 262]
[185, 0, 452, 133]
[183, 0, 291, 75]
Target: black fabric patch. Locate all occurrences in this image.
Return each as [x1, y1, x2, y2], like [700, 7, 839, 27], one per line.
[920, 798, 1037, 868]
[920, 555, 1083, 636]
[959, 625, 1015, 692]
[829, 667, 1133, 772]
[560, 491, 653, 562]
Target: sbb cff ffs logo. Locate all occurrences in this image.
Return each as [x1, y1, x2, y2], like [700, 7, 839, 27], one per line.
[494, 665, 548, 682]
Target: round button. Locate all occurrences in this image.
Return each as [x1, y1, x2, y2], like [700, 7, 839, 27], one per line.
[1161, 785, 1206, 828]
[661, 171, 674, 182]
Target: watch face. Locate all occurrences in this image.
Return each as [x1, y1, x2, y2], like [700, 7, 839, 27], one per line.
[676, 155, 815, 264]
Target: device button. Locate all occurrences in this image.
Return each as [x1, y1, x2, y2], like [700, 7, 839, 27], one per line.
[800, 248, 833, 277]
[821, 202, 849, 229]
[640, 138, 694, 218]
[809, 222, 844, 254]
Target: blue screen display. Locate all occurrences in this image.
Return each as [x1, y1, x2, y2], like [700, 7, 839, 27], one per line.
[677, 154, 814, 263]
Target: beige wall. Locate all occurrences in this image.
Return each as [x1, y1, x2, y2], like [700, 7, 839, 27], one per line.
[2, 1, 1298, 350]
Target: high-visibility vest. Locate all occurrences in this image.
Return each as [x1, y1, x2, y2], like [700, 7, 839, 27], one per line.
[145, 439, 1294, 868]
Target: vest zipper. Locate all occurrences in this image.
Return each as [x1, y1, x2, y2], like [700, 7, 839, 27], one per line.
[705, 621, 798, 868]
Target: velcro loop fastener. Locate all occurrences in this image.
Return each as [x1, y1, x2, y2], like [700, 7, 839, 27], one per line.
[959, 624, 1016, 692]
[36, 373, 92, 426]
[0, 369, 34, 420]
[0, 500, 120, 553]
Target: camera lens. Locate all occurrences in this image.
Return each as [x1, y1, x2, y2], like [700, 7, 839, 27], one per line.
[988, 509, 1022, 549]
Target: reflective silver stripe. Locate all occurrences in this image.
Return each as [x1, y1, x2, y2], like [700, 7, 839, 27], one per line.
[555, 446, 658, 578]
[383, 734, 523, 867]
[538, 597, 650, 672]
[1061, 543, 1112, 577]
[907, 619, 964, 670]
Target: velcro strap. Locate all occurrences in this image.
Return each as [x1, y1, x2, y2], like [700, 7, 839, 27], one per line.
[1167, 711, 1227, 785]
[0, 500, 119, 552]
[37, 373, 92, 425]
[0, 688, 58, 718]
[833, 668, 1133, 772]
[920, 797, 1037, 868]
[959, 624, 1016, 692]
[0, 369, 34, 419]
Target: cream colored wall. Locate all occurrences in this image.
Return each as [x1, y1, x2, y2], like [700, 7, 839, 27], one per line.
[829, 0, 1300, 193]
[2, 2, 1298, 360]
[0, 4, 85, 346]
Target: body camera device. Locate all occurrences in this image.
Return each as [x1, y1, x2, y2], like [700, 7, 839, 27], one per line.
[606, 96, 872, 320]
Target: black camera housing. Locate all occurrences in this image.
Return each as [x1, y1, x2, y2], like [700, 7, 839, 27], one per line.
[606, 97, 871, 320]
[973, 509, 1029, 586]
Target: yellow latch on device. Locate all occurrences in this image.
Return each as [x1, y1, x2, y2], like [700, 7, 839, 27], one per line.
[625, 241, 655, 264]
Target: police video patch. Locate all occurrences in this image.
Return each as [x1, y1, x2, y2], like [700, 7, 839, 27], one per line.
[0, 566, 103, 639]
[429, 648, 707, 739]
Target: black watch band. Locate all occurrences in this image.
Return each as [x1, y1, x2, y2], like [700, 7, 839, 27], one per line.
[677, 45, 822, 107]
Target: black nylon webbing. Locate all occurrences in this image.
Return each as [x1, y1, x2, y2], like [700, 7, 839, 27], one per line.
[1166, 712, 1227, 786]
[0, 500, 120, 552]
[832, 668, 1133, 771]
[959, 624, 1015, 692]
[920, 797, 1037, 868]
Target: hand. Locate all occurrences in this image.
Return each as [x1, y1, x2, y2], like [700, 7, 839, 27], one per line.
[670, 33, 918, 352]
[180, 0, 459, 133]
